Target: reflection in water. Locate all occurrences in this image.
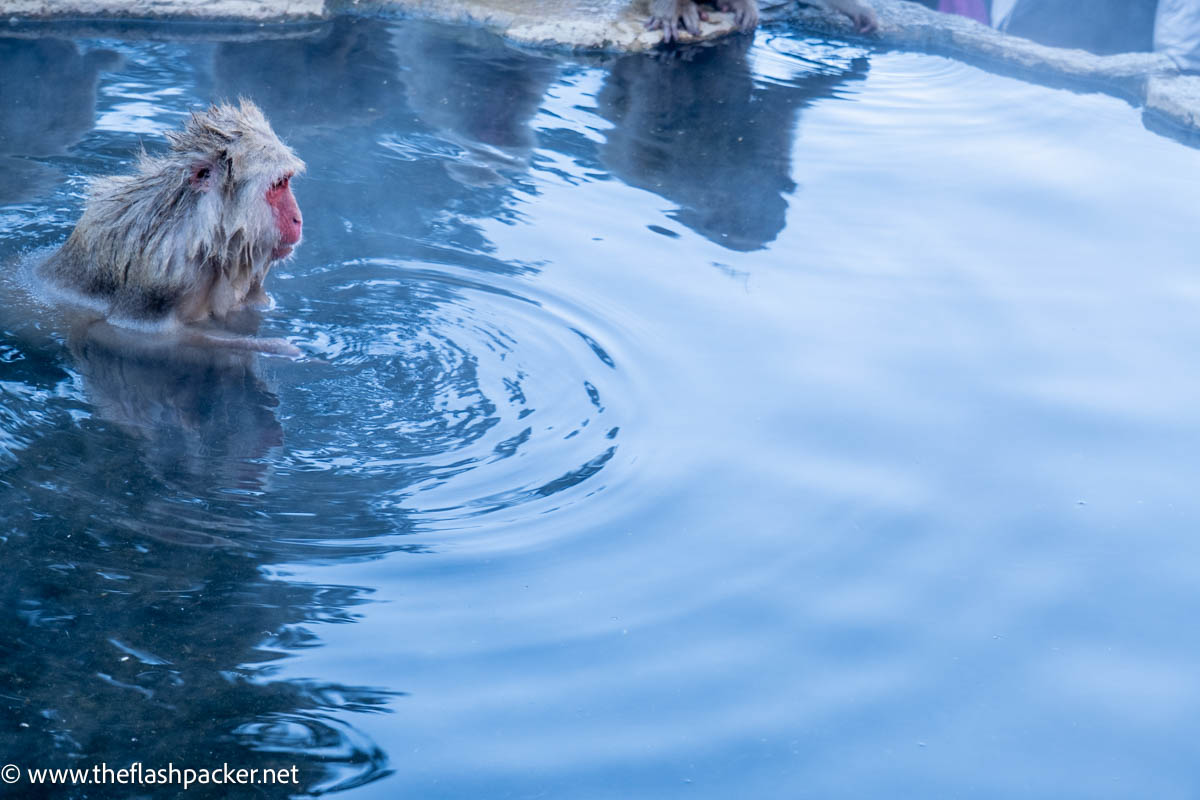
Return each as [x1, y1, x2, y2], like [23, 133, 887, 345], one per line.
[0, 12, 1199, 800]
[597, 38, 868, 251]
[210, 18, 623, 530]
[0, 38, 119, 205]
[213, 17, 403, 134]
[0, 495, 395, 794]
[390, 23, 559, 185]
[67, 319, 284, 497]
[0, 327, 396, 794]
[212, 17, 541, 266]
[0, 25, 626, 793]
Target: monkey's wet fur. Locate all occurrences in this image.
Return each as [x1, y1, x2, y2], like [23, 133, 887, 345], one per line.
[40, 99, 305, 356]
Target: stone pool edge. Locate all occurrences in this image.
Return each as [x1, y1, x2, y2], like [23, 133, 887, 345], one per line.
[4, 0, 1198, 140]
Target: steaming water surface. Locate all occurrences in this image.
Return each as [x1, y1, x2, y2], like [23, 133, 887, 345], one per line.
[1, 18, 1200, 799]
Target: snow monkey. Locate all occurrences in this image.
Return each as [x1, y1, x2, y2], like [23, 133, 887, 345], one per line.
[39, 99, 305, 355]
[648, 0, 878, 44]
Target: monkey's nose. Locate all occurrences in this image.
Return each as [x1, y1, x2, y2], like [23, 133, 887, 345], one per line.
[279, 211, 303, 246]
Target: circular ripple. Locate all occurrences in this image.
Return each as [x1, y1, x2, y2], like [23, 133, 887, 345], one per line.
[275, 258, 630, 536]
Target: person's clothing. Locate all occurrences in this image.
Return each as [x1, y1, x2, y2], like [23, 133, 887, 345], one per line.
[938, 0, 989, 24]
[1156, 0, 1200, 70]
[918, 0, 1200, 71]
[991, 0, 1018, 26]
[998, 0, 1158, 54]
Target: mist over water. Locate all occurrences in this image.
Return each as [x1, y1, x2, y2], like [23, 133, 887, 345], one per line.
[1, 16, 1200, 799]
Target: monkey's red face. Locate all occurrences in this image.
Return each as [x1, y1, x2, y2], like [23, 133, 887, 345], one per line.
[266, 174, 302, 259]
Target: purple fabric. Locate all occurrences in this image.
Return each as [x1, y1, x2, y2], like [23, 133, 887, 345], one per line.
[938, 0, 989, 24]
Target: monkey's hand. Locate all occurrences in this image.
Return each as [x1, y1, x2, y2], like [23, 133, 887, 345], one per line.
[647, 0, 706, 44]
[823, 0, 878, 33]
[716, 0, 759, 32]
[185, 330, 302, 358]
[242, 283, 275, 311]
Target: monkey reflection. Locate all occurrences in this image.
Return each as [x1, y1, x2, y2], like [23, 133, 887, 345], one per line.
[597, 38, 867, 251]
[0, 38, 119, 205]
[67, 317, 285, 494]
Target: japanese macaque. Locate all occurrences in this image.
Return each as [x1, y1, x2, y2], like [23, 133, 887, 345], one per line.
[648, 0, 878, 44]
[38, 99, 304, 356]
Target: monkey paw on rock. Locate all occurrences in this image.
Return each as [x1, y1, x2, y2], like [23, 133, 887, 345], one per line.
[647, 0, 708, 43]
[647, 0, 877, 43]
[822, 0, 879, 33]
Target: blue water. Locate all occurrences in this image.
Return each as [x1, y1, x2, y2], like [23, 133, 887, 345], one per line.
[2, 17, 1200, 799]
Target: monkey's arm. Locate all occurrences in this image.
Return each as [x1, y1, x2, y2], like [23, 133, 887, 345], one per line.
[810, 0, 878, 33]
[73, 317, 302, 367]
[182, 330, 302, 358]
[716, 0, 759, 31]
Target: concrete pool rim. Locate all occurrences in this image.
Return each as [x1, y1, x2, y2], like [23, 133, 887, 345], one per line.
[3, 0, 1199, 144]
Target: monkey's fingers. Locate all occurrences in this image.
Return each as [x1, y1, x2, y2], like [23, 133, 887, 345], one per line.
[680, 2, 702, 35]
[187, 331, 302, 357]
[648, 13, 679, 42]
[736, 3, 759, 31]
[256, 338, 303, 358]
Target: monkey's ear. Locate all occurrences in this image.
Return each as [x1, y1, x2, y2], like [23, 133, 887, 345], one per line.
[189, 161, 215, 192]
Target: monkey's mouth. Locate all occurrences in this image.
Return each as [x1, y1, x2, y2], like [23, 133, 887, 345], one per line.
[272, 218, 302, 261]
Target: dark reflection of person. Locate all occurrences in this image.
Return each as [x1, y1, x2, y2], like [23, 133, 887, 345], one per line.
[389, 22, 559, 186]
[210, 19, 615, 515]
[0, 38, 119, 205]
[215, 16, 558, 184]
[596, 37, 868, 252]
[213, 17, 402, 135]
[214, 17, 420, 271]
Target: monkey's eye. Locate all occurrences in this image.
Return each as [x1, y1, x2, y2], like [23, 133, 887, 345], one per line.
[196, 167, 210, 181]
[271, 175, 291, 191]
